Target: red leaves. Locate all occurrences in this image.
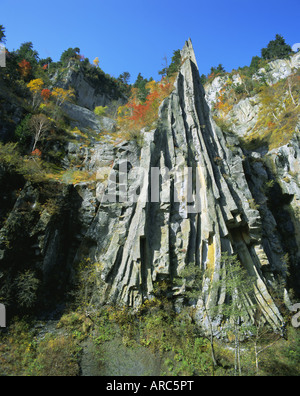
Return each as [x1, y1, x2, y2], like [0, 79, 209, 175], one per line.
[31, 148, 42, 157]
[41, 88, 51, 102]
[18, 59, 31, 78]
[117, 76, 175, 133]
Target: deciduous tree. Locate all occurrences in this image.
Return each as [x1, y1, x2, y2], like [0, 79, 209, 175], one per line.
[41, 88, 51, 103]
[93, 57, 99, 67]
[18, 59, 32, 79]
[27, 78, 44, 108]
[51, 87, 75, 106]
[29, 114, 51, 152]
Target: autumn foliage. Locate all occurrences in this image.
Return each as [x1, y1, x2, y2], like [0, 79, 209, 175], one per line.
[117, 77, 176, 133]
[18, 59, 31, 78]
[41, 88, 51, 102]
[31, 148, 42, 157]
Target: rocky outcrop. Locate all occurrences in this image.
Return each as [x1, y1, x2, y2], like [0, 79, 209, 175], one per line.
[254, 52, 300, 85]
[62, 101, 116, 133]
[73, 39, 290, 333]
[52, 61, 126, 111]
[1, 40, 298, 336]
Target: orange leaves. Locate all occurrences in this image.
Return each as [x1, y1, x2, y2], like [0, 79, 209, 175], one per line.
[41, 89, 51, 102]
[117, 77, 175, 133]
[26, 79, 74, 109]
[214, 88, 233, 115]
[31, 148, 42, 157]
[18, 59, 31, 78]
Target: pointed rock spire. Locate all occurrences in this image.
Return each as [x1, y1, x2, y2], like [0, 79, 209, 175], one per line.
[181, 38, 198, 69]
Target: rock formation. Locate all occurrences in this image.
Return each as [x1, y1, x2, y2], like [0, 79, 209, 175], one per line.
[1, 39, 299, 336]
[73, 39, 292, 333]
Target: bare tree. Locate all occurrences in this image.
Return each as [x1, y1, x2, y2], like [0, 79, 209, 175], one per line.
[29, 114, 51, 152]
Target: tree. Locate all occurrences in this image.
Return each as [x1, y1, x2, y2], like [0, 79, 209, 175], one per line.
[166, 49, 181, 77]
[200, 74, 208, 85]
[41, 88, 51, 103]
[16, 270, 40, 309]
[218, 253, 256, 376]
[15, 42, 39, 66]
[133, 73, 151, 102]
[29, 114, 51, 152]
[39, 56, 52, 70]
[118, 71, 131, 85]
[175, 263, 218, 371]
[27, 78, 44, 108]
[93, 57, 100, 67]
[249, 56, 261, 72]
[210, 64, 226, 76]
[15, 114, 33, 148]
[60, 47, 80, 65]
[0, 25, 6, 43]
[158, 49, 181, 79]
[18, 59, 32, 79]
[261, 34, 292, 60]
[51, 87, 75, 106]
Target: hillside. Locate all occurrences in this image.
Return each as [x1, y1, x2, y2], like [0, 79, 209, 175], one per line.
[0, 33, 300, 376]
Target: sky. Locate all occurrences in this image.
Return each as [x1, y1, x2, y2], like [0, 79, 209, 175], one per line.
[1, 0, 300, 83]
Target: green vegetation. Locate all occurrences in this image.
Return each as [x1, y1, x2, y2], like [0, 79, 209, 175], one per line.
[158, 49, 181, 79]
[0, 27, 299, 377]
[261, 34, 292, 61]
[0, 24, 6, 43]
[1, 276, 299, 376]
[242, 71, 300, 150]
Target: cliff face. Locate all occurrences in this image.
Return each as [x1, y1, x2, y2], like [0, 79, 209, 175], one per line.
[74, 40, 297, 332]
[1, 40, 299, 335]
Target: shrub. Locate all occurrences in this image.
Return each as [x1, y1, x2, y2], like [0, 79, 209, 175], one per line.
[94, 105, 107, 117]
[30, 334, 80, 376]
[16, 270, 40, 309]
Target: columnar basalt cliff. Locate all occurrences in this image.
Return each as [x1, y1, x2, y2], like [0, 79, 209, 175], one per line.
[1, 39, 299, 337]
[73, 40, 291, 332]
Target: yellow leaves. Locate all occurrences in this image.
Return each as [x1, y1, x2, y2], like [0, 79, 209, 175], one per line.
[93, 57, 99, 67]
[117, 77, 175, 137]
[145, 79, 157, 93]
[52, 87, 75, 106]
[27, 78, 44, 94]
[243, 75, 300, 150]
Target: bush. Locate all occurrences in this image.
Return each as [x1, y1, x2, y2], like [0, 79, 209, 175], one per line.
[30, 334, 80, 376]
[16, 270, 40, 309]
[14, 114, 33, 150]
[94, 105, 107, 117]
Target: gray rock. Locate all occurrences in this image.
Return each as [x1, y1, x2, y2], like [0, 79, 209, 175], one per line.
[72, 38, 286, 332]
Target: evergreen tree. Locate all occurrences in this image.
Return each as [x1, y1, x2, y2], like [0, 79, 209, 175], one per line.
[166, 49, 181, 77]
[60, 47, 80, 65]
[218, 253, 256, 375]
[210, 64, 226, 76]
[133, 73, 151, 102]
[15, 42, 39, 66]
[261, 34, 292, 60]
[158, 49, 181, 78]
[0, 24, 6, 43]
[118, 71, 131, 85]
